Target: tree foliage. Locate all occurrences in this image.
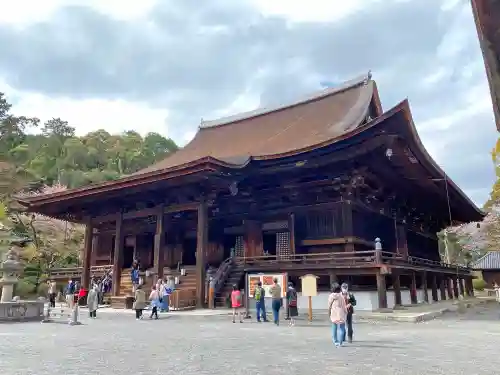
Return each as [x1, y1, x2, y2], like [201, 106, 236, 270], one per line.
[0, 91, 179, 292]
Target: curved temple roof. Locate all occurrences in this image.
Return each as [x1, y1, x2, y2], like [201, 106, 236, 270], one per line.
[137, 74, 377, 172]
[16, 73, 482, 222]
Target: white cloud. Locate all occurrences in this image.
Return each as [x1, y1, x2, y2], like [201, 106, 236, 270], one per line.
[251, 0, 380, 23]
[0, 0, 156, 26]
[1, 80, 171, 137]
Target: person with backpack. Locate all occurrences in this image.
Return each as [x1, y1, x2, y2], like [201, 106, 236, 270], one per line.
[231, 284, 243, 323]
[254, 281, 268, 322]
[341, 282, 357, 343]
[130, 261, 140, 293]
[286, 282, 298, 326]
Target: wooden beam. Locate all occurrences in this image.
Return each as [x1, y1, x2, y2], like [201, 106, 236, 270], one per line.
[111, 213, 124, 296]
[195, 198, 208, 308]
[421, 271, 429, 303]
[392, 272, 402, 306]
[91, 202, 199, 225]
[300, 237, 373, 247]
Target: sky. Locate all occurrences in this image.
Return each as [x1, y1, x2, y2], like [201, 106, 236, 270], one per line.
[0, 0, 496, 206]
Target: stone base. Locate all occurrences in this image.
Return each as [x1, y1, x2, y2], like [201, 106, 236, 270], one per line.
[0, 301, 44, 323]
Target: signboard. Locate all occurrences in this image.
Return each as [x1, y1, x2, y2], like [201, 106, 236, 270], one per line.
[300, 274, 318, 297]
[247, 273, 287, 298]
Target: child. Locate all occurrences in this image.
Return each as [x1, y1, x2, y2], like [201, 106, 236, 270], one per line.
[149, 285, 160, 320]
[231, 284, 243, 323]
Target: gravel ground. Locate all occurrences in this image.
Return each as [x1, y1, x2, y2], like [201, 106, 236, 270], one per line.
[1, 304, 499, 375]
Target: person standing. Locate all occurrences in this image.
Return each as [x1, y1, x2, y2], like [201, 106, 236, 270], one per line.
[231, 285, 243, 323]
[328, 283, 347, 347]
[149, 285, 160, 320]
[270, 278, 282, 326]
[133, 284, 147, 320]
[131, 261, 140, 293]
[286, 282, 298, 326]
[254, 281, 268, 322]
[341, 282, 356, 343]
[87, 285, 99, 318]
[48, 280, 57, 308]
[65, 279, 75, 308]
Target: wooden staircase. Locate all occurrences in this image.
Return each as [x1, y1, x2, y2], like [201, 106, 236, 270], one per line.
[215, 263, 245, 308]
[164, 265, 197, 291]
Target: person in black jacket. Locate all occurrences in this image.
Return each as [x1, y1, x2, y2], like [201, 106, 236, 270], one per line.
[341, 282, 356, 343]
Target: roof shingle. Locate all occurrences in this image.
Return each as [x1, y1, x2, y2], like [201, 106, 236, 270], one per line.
[472, 251, 500, 269]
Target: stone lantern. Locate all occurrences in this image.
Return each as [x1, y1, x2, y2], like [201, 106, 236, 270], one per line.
[0, 246, 23, 303]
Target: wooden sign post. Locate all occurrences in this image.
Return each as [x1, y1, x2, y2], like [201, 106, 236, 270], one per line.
[300, 274, 318, 322]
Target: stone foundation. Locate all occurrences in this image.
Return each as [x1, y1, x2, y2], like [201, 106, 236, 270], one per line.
[0, 301, 44, 323]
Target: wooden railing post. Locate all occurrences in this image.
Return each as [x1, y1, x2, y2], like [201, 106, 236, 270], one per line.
[374, 237, 382, 264]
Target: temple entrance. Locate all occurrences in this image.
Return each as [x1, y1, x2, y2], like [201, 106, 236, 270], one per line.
[123, 245, 135, 268]
[223, 234, 238, 259]
[182, 238, 197, 266]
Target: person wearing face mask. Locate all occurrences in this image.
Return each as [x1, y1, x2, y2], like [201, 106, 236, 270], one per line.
[340, 282, 356, 343]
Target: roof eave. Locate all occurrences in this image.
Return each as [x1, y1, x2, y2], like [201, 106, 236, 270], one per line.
[398, 100, 484, 219]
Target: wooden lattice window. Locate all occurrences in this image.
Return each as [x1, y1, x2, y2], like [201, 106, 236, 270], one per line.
[276, 232, 290, 260]
[235, 235, 244, 257]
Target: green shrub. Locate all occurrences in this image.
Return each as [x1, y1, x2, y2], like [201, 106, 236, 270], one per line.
[472, 278, 487, 291]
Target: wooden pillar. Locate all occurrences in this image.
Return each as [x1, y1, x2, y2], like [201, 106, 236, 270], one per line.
[376, 271, 388, 309]
[111, 214, 124, 297]
[465, 277, 474, 296]
[392, 272, 402, 307]
[458, 277, 465, 297]
[421, 271, 429, 303]
[342, 201, 354, 252]
[446, 277, 454, 299]
[196, 199, 208, 308]
[243, 220, 263, 257]
[91, 232, 99, 266]
[153, 206, 165, 281]
[81, 221, 93, 289]
[288, 213, 296, 255]
[410, 271, 418, 304]
[439, 276, 447, 300]
[452, 277, 459, 299]
[328, 271, 338, 288]
[431, 273, 438, 302]
[395, 224, 408, 259]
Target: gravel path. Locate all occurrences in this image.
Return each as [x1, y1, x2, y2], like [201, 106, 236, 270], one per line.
[1, 304, 499, 375]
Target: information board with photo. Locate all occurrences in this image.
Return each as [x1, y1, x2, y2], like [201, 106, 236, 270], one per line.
[247, 273, 287, 298]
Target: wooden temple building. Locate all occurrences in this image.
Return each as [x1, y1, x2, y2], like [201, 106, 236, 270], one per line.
[17, 75, 483, 310]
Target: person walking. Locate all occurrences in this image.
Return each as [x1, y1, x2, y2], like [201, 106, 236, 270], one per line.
[286, 282, 298, 326]
[254, 281, 268, 322]
[231, 285, 243, 323]
[133, 284, 147, 320]
[328, 282, 347, 347]
[270, 278, 282, 326]
[87, 285, 99, 318]
[48, 280, 57, 308]
[149, 285, 160, 320]
[341, 282, 357, 343]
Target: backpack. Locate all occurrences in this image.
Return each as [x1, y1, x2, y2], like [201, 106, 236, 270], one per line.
[254, 287, 262, 301]
[288, 289, 297, 307]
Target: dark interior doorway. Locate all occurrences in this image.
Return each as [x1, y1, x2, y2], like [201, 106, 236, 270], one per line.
[263, 233, 277, 255]
[122, 245, 135, 269]
[182, 238, 197, 266]
[223, 235, 238, 259]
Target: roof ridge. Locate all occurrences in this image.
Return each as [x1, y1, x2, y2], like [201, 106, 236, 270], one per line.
[200, 72, 372, 129]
